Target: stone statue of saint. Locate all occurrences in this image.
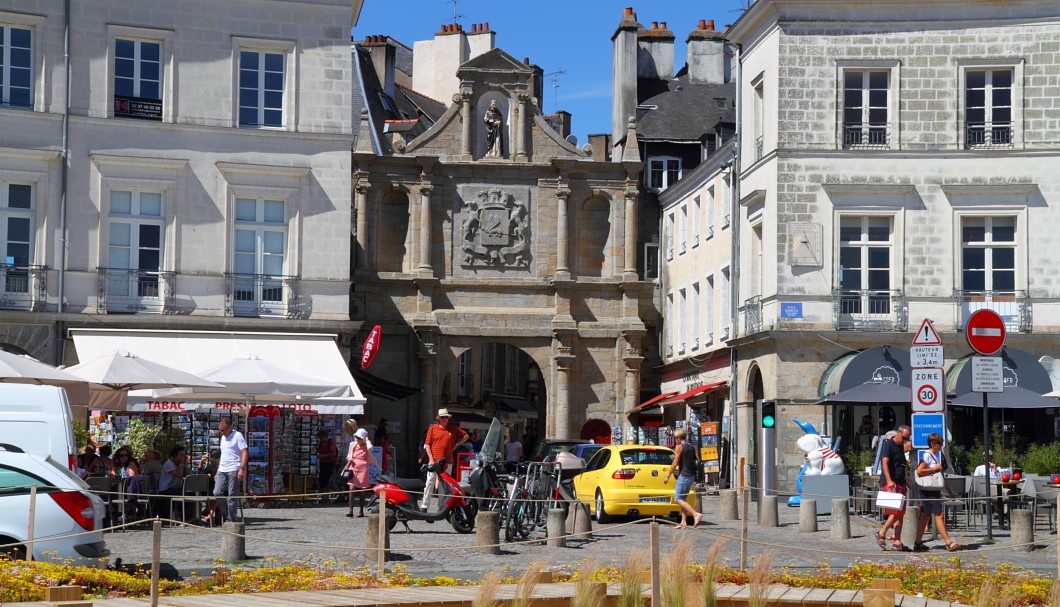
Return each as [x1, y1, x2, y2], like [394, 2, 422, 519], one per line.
[483, 100, 503, 158]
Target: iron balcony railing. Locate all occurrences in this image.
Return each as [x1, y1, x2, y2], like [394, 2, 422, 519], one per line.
[843, 123, 889, 149]
[966, 122, 1012, 148]
[96, 268, 176, 314]
[953, 290, 1030, 333]
[0, 264, 47, 311]
[833, 288, 907, 331]
[744, 295, 763, 335]
[224, 273, 303, 318]
[754, 135, 764, 161]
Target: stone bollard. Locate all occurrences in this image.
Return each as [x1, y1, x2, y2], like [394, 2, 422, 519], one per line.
[1010, 509, 1034, 550]
[547, 508, 567, 547]
[695, 486, 709, 514]
[475, 510, 501, 554]
[365, 513, 390, 561]
[719, 489, 739, 520]
[831, 497, 851, 539]
[220, 521, 246, 562]
[566, 502, 593, 539]
[900, 505, 920, 548]
[799, 498, 818, 532]
[760, 495, 779, 527]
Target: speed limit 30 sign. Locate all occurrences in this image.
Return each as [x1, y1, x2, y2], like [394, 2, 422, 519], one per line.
[911, 368, 945, 413]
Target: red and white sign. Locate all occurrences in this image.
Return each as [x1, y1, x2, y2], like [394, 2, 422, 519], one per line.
[965, 309, 1006, 356]
[361, 324, 383, 369]
[912, 318, 942, 345]
[911, 368, 945, 413]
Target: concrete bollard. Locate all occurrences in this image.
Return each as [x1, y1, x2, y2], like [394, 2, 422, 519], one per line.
[719, 489, 739, 520]
[547, 508, 567, 547]
[1010, 509, 1035, 550]
[760, 495, 779, 527]
[475, 510, 501, 555]
[900, 505, 920, 548]
[799, 498, 818, 532]
[365, 514, 390, 560]
[566, 502, 593, 539]
[220, 521, 246, 562]
[695, 486, 709, 514]
[831, 497, 851, 539]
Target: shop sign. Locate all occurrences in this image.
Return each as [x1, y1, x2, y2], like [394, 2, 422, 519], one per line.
[114, 95, 162, 120]
[361, 324, 382, 368]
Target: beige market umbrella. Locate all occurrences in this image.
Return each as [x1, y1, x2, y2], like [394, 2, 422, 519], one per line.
[64, 350, 223, 410]
[0, 349, 91, 406]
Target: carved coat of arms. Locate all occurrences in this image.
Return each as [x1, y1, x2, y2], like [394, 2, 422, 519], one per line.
[460, 189, 530, 267]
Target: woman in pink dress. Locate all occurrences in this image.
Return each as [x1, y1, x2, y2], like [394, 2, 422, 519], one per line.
[345, 428, 377, 517]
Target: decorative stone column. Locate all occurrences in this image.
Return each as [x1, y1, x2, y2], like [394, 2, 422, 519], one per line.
[552, 333, 576, 439]
[456, 90, 472, 160]
[555, 187, 571, 278]
[418, 176, 434, 273]
[513, 93, 529, 162]
[622, 331, 642, 434]
[354, 176, 370, 271]
[623, 179, 638, 276]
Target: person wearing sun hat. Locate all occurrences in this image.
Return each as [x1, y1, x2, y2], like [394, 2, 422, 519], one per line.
[420, 408, 468, 511]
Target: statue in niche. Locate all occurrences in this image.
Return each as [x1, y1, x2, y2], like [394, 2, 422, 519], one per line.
[460, 189, 530, 267]
[483, 100, 504, 158]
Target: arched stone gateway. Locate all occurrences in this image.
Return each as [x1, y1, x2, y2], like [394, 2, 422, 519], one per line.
[580, 419, 612, 444]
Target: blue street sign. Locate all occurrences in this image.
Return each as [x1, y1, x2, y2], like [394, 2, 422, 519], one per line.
[911, 412, 945, 449]
[780, 302, 803, 318]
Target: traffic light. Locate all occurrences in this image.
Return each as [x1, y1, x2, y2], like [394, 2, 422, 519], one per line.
[761, 400, 776, 429]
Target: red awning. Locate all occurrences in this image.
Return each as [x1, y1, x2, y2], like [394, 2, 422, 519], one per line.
[634, 391, 679, 412]
[659, 380, 728, 405]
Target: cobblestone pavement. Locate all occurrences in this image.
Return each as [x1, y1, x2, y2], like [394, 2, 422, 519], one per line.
[100, 493, 1058, 580]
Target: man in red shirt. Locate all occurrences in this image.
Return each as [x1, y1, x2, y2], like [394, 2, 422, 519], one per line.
[421, 408, 468, 511]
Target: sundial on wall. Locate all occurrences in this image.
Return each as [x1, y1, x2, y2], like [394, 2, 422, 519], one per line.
[789, 222, 822, 267]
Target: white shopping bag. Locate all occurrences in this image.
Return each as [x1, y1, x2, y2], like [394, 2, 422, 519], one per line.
[875, 489, 904, 510]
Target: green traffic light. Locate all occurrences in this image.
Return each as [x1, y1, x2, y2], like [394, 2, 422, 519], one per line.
[762, 415, 775, 428]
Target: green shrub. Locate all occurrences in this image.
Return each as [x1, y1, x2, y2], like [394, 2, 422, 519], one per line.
[1022, 442, 1060, 475]
[116, 417, 186, 460]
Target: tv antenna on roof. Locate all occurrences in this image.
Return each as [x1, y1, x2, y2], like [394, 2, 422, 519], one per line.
[446, 0, 465, 21]
[545, 68, 566, 112]
[728, 0, 753, 14]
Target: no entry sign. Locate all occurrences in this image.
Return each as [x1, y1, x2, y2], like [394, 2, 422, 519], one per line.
[965, 309, 1006, 356]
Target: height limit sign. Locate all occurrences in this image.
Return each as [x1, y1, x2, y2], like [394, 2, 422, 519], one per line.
[912, 368, 945, 413]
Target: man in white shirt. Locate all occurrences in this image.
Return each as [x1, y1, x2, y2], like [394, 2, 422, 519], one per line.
[155, 445, 186, 519]
[213, 417, 248, 523]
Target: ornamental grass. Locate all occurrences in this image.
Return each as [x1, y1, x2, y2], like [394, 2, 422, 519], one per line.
[2, 552, 1058, 605]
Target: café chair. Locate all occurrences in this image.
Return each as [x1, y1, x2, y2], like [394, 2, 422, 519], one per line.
[174, 474, 212, 525]
[1031, 478, 1058, 532]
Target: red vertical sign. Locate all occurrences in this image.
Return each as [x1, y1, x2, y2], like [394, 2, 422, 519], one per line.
[361, 324, 382, 368]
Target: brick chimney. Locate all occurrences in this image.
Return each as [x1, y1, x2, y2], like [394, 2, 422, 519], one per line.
[362, 35, 396, 99]
[611, 7, 641, 153]
[636, 19, 674, 81]
[413, 22, 496, 103]
[686, 18, 731, 84]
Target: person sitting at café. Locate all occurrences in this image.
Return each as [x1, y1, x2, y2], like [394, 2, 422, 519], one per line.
[973, 451, 1020, 525]
[112, 445, 147, 520]
[196, 449, 221, 524]
[155, 445, 187, 519]
[77, 444, 104, 479]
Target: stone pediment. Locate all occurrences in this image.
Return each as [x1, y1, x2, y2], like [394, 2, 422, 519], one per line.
[457, 47, 534, 77]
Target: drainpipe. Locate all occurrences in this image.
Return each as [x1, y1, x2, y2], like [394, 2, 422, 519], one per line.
[55, 0, 71, 365]
[728, 42, 742, 488]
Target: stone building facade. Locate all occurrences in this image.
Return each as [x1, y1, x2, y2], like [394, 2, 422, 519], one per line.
[352, 34, 653, 447]
[727, 0, 1060, 491]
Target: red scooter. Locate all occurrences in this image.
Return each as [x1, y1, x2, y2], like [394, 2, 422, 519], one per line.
[372, 459, 477, 533]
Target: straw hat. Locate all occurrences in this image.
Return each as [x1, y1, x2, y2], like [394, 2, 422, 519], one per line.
[437, 408, 451, 418]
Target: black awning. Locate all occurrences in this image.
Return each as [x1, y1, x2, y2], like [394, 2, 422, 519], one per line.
[816, 381, 911, 404]
[350, 366, 419, 401]
[950, 385, 1057, 409]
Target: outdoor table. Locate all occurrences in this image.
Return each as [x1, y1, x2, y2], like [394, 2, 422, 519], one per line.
[990, 480, 1023, 528]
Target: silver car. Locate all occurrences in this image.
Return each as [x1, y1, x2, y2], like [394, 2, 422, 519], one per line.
[0, 445, 110, 566]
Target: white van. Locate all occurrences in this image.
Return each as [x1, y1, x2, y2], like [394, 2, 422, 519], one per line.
[0, 384, 77, 472]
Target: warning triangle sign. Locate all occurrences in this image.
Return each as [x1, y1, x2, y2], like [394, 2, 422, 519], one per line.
[912, 318, 942, 345]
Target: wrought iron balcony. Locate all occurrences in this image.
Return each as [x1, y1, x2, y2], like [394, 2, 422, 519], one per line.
[966, 122, 1012, 149]
[96, 268, 176, 314]
[0, 264, 47, 311]
[833, 288, 907, 331]
[843, 123, 890, 149]
[754, 136, 764, 161]
[744, 295, 763, 335]
[954, 290, 1030, 333]
[224, 273, 302, 318]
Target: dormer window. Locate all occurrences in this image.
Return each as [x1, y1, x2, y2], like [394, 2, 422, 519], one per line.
[648, 156, 682, 192]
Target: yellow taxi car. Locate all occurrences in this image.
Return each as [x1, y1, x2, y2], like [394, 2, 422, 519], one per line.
[571, 444, 695, 522]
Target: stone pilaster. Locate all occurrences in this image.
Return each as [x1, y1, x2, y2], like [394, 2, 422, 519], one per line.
[354, 175, 370, 272]
[623, 179, 638, 278]
[555, 186, 571, 279]
[456, 90, 472, 161]
[418, 175, 434, 273]
[512, 93, 529, 162]
[551, 329, 577, 439]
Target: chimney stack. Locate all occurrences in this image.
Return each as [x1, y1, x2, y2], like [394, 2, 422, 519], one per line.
[611, 6, 641, 151]
[686, 18, 731, 84]
[636, 17, 674, 81]
[363, 35, 396, 99]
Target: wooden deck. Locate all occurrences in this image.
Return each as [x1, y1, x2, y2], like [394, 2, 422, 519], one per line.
[12, 583, 970, 607]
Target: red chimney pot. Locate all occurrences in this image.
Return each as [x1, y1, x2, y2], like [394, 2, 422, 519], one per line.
[661, 21, 667, 29]
[484, 22, 489, 31]
[651, 21, 658, 29]
[706, 19, 715, 30]
[624, 7, 633, 16]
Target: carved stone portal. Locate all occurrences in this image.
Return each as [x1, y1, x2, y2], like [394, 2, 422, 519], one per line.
[461, 188, 530, 267]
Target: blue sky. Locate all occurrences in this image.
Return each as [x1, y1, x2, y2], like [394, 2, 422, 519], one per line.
[357, 0, 750, 145]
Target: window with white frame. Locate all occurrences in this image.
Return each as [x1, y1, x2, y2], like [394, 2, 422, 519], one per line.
[838, 215, 893, 315]
[691, 196, 701, 246]
[842, 70, 889, 147]
[665, 212, 675, 260]
[679, 205, 687, 254]
[706, 186, 715, 238]
[666, 292, 674, 358]
[458, 350, 473, 399]
[233, 197, 287, 307]
[704, 275, 714, 344]
[752, 80, 764, 161]
[965, 68, 1013, 148]
[504, 344, 518, 394]
[239, 48, 285, 127]
[642, 242, 659, 281]
[114, 38, 162, 120]
[720, 268, 730, 337]
[0, 24, 32, 108]
[678, 287, 687, 355]
[481, 343, 495, 391]
[648, 157, 681, 192]
[108, 190, 164, 299]
[721, 176, 731, 228]
[961, 216, 1015, 293]
[690, 282, 700, 351]
[0, 183, 33, 294]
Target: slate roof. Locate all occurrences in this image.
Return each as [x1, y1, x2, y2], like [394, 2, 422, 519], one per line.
[634, 75, 736, 142]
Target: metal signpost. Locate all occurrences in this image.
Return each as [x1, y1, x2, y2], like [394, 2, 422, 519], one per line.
[911, 319, 945, 413]
[965, 309, 1007, 540]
